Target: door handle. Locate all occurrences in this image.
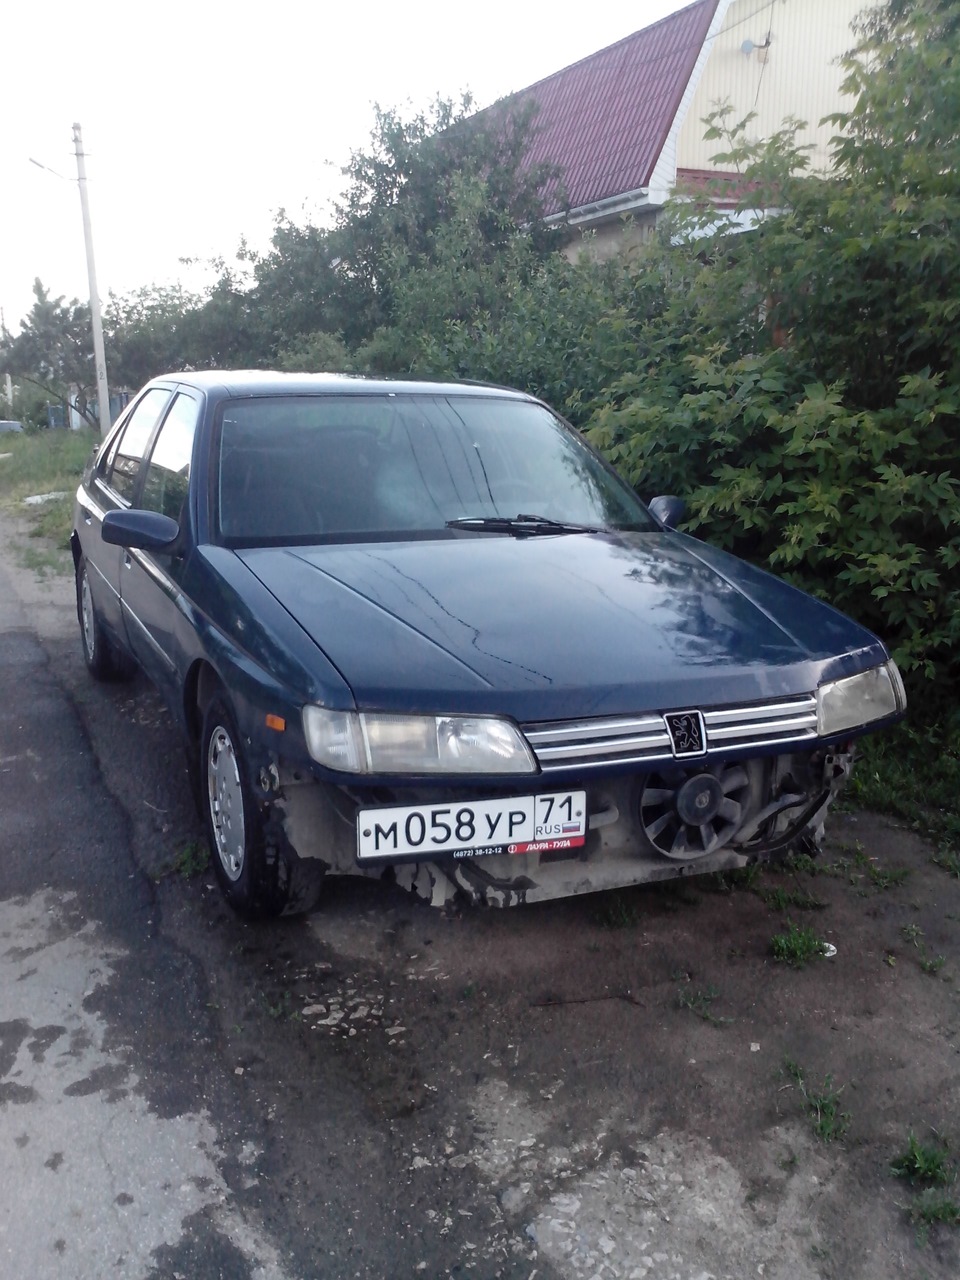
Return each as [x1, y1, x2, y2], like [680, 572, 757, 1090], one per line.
[122, 553, 132, 568]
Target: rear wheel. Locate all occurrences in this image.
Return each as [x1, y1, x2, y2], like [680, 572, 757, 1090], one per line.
[76, 556, 135, 681]
[201, 695, 323, 917]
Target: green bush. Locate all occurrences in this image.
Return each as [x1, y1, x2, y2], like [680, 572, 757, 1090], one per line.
[588, 351, 960, 682]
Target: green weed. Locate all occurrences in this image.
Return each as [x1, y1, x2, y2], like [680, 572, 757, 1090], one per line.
[777, 852, 820, 876]
[758, 884, 826, 912]
[28, 494, 76, 550]
[0, 429, 97, 562]
[18, 545, 68, 577]
[890, 1133, 960, 1240]
[933, 848, 960, 878]
[707, 863, 764, 894]
[173, 840, 209, 877]
[891, 1134, 953, 1187]
[852, 719, 960, 863]
[824, 844, 909, 892]
[0, 428, 95, 497]
[676, 981, 732, 1025]
[771, 921, 829, 968]
[0, 431, 93, 495]
[898, 925, 947, 976]
[867, 862, 910, 890]
[909, 1190, 960, 1234]
[782, 1058, 850, 1142]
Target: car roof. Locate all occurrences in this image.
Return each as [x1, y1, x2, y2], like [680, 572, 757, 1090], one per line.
[150, 370, 535, 401]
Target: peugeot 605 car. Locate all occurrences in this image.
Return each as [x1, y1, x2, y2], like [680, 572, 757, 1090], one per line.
[72, 373, 905, 915]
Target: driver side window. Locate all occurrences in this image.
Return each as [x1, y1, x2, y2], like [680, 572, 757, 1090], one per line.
[105, 388, 171, 502]
[140, 393, 200, 521]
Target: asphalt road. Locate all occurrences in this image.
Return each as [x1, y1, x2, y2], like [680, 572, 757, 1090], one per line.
[2, 513, 960, 1280]
[0, 527, 534, 1277]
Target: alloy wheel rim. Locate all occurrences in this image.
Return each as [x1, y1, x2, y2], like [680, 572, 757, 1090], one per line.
[207, 724, 245, 881]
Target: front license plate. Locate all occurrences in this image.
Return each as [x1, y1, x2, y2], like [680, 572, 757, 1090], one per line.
[357, 791, 587, 862]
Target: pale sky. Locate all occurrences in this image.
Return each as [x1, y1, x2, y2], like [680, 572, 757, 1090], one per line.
[1, 0, 691, 331]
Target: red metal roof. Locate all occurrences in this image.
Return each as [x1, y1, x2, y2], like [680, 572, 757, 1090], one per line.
[503, 0, 720, 217]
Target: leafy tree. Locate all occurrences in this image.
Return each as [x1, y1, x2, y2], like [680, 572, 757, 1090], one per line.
[275, 330, 353, 373]
[104, 283, 204, 388]
[331, 94, 564, 348]
[0, 280, 98, 426]
[248, 219, 345, 351]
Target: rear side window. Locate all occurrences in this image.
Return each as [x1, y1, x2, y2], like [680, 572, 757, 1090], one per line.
[140, 393, 200, 520]
[106, 388, 171, 501]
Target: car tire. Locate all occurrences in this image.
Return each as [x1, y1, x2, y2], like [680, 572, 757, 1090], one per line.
[201, 695, 324, 918]
[76, 556, 136, 681]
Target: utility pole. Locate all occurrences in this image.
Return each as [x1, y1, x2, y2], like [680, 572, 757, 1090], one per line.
[72, 124, 111, 437]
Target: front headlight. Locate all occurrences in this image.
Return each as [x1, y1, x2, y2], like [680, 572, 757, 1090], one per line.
[301, 707, 537, 775]
[817, 661, 906, 737]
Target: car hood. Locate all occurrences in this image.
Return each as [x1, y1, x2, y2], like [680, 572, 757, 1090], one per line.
[237, 533, 887, 721]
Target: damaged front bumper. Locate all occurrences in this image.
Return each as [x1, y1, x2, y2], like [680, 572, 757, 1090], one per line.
[267, 745, 856, 908]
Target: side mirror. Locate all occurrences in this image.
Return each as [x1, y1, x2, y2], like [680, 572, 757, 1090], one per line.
[102, 508, 180, 551]
[647, 495, 686, 530]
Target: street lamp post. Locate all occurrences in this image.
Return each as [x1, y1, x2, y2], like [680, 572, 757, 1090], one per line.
[71, 124, 111, 437]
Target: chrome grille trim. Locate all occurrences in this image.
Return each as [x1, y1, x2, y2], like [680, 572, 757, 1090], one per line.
[524, 714, 665, 744]
[524, 695, 819, 771]
[702, 697, 816, 727]
[533, 732, 673, 763]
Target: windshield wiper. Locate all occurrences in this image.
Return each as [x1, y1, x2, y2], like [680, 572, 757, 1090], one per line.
[445, 513, 603, 536]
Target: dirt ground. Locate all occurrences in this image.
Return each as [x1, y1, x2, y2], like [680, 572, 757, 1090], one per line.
[4, 505, 960, 1280]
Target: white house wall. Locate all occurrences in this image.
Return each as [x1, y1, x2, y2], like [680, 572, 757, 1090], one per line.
[648, 0, 735, 203]
[676, 0, 869, 175]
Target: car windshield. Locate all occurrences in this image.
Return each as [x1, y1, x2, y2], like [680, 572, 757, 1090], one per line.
[216, 393, 657, 544]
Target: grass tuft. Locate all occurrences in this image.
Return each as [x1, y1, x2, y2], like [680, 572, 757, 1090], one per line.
[771, 920, 829, 967]
[0, 428, 95, 501]
[758, 884, 826, 912]
[172, 841, 210, 877]
[898, 924, 947, 977]
[890, 1132, 960, 1240]
[676, 980, 732, 1025]
[909, 1190, 960, 1229]
[851, 717, 960, 861]
[933, 848, 960, 878]
[891, 1134, 953, 1187]
[782, 1057, 850, 1142]
[0, 428, 97, 559]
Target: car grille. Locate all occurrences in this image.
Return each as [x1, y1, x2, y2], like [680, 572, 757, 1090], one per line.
[523, 695, 819, 771]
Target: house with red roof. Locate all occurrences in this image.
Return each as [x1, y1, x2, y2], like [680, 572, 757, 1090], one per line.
[501, 0, 867, 258]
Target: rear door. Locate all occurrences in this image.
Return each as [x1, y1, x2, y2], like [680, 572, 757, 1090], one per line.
[76, 386, 173, 649]
[118, 390, 202, 698]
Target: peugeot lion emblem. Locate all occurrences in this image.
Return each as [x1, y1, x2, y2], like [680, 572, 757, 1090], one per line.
[664, 710, 707, 758]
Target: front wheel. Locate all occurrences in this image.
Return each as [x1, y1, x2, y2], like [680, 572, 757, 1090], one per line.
[76, 556, 135, 681]
[201, 696, 323, 917]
